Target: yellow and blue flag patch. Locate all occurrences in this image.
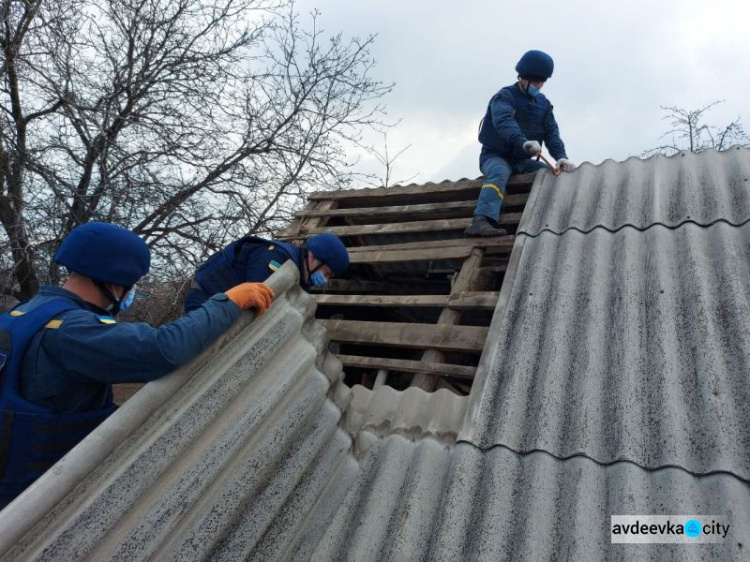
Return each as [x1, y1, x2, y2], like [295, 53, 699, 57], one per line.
[268, 260, 282, 272]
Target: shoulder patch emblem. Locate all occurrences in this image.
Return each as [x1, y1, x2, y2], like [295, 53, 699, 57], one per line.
[45, 319, 64, 329]
[268, 260, 282, 272]
[97, 316, 117, 325]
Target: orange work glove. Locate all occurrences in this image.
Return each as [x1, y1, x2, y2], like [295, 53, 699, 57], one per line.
[224, 283, 275, 315]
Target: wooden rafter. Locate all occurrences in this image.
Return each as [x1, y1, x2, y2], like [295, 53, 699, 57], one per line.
[279, 171, 540, 391]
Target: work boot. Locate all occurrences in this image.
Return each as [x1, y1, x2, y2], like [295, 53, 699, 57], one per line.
[464, 215, 508, 237]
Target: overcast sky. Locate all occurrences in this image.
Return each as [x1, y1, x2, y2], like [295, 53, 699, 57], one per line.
[295, 0, 750, 187]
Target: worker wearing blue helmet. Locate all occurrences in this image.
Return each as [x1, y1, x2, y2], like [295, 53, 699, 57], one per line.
[0, 222, 274, 507]
[184, 232, 349, 313]
[466, 50, 576, 237]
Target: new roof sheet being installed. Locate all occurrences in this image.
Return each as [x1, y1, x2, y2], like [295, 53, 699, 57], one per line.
[0, 264, 355, 561]
[0, 147, 748, 561]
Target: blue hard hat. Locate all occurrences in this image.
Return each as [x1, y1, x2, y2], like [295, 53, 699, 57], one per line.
[55, 222, 150, 286]
[307, 233, 349, 276]
[515, 50, 554, 80]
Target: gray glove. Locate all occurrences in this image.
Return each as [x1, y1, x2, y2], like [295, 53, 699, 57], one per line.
[556, 158, 576, 172]
[522, 140, 542, 156]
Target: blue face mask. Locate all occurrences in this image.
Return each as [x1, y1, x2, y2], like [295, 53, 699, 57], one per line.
[119, 286, 136, 313]
[527, 84, 541, 97]
[310, 271, 328, 287]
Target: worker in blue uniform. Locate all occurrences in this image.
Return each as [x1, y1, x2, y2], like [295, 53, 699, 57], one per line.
[466, 50, 576, 237]
[184, 232, 349, 313]
[0, 222, 274, 508]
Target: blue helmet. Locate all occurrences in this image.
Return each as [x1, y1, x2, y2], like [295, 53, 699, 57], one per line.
[307, 233, 349, 276]
[55, 222, 150, 286]
[515, 50, 554, 80]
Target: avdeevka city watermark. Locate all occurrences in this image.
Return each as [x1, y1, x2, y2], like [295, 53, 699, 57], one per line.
[611, 515, 730, 544]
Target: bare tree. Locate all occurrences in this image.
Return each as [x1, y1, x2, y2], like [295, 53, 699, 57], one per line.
[643, 100, 750, 157]
[358, 132, 416, 189]
[0, 0, 391, 300]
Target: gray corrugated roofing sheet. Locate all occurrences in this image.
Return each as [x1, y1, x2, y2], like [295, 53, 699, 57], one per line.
[519, 146, 750, 236]
[305, 433, 749, 562]
[1, 148, 749, 561]
[340, 384, 468, 440]
[0, 263, 353, 561]
[462, 223, 750, 480]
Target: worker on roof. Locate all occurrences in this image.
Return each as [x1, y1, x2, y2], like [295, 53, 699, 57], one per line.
[183, 232, 349, 313]
[466, 50, 576, 237]
[0, 222, 274, 508]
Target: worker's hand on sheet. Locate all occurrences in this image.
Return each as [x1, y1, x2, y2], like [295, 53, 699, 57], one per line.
[522, 140, 542, 156]
[556, 158, 576, 172]
[225, 283, 275, 315]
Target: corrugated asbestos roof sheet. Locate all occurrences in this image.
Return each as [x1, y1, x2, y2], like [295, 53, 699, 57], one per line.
[0, 264, 355, 561]
[309, 433, 749, 562]
[463, 223, 750, 479]
[1, 148, 749, 561]
[520, 146, 750, 235]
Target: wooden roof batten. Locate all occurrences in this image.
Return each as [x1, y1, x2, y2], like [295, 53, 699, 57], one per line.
[277, 174, 537, 395]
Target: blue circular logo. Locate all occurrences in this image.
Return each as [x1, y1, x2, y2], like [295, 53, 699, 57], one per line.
[685, 519, 702, 538]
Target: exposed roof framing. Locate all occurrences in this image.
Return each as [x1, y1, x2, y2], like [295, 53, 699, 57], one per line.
[278, 174, 537, 393]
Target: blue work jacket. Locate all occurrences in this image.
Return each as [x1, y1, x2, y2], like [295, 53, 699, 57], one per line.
[478, 82, 567, 161]
[184, 236, 308, 313]
[19, 286, 241, 412]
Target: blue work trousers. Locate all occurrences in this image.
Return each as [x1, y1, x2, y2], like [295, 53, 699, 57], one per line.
[474, 152, 547, 221]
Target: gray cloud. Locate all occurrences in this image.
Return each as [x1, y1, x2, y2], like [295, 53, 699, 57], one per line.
[294, 0, 750, 184]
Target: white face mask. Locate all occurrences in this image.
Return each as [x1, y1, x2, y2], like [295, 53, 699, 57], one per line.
[310, 270, 328, 286]
[527, 83, 541, 97]
[119, 285, 136, 313]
